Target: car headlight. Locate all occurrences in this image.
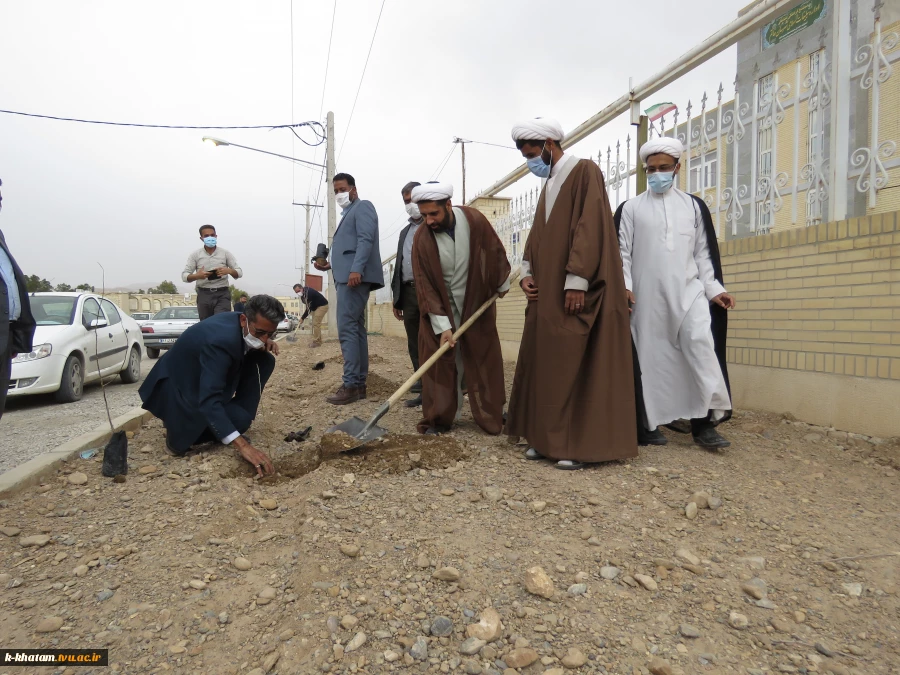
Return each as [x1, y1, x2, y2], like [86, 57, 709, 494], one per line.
[12, 344, 52, 363]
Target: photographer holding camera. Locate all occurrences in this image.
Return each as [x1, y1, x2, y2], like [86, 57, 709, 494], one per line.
[182, 224, 243, 319]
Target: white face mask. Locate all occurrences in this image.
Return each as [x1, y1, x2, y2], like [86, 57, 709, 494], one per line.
[335, 192, 352, 209]
[405, 202, 421, 220]
[242, 320, 265, 350]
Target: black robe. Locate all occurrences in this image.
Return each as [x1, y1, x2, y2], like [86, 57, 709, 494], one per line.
[613, 194, 731, 430]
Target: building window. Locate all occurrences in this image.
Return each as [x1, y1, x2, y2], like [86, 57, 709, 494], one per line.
[690, 151, 719, 193]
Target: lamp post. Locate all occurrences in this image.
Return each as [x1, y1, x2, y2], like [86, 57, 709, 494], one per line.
[202, 113, 336, 338]
[201, 137, 326, 170]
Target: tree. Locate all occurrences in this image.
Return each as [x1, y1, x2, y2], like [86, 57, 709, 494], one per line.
[231, 287, 249, 304]
[137, 289, 145, 294]
[75, 283, 91, 291]
[25, 275, 53, 292]
[55, 283, 74, 292]
[148, 281, 178, 294]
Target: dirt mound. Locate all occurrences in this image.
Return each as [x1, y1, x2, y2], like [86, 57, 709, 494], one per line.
[319, 432, 470, 474]
[363, 372, 401, 398]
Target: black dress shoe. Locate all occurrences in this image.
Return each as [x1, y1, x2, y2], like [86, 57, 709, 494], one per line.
[665, 419, 692, 434]
[404, 395, 423, 408]
[639, 428, 668, 446]
[693, 427, 731, 449]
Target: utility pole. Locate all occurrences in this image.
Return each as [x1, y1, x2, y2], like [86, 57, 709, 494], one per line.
[454, 137, 468, 203]
[325, 111, 337, 337]
[292, 202, 323, 282]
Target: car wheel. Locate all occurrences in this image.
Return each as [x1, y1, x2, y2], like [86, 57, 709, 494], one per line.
[120, 346, 142, 384]
[147, 347, 160, 359]
[55, 354, 84, 403]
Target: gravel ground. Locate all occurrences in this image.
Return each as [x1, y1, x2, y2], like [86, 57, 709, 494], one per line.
[0, 336, 898, 675]
[0, 357, 156, 474]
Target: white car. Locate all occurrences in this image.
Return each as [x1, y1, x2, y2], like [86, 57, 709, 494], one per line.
[9, 293, 145, 403]
[139, 306, 200, 359]
[277, 317, 292, 333]
[130, 311, 153, 325]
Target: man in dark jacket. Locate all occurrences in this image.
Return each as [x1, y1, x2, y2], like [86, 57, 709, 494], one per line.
[138, 295, 284, 476]
[292, 283, 328, 348]
[390, 181, 424, 407]
[0, 178, 36, 421]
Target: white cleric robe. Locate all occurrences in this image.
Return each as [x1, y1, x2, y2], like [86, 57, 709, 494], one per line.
[618, 187, 731, 429]
[427, 208, 511, 417]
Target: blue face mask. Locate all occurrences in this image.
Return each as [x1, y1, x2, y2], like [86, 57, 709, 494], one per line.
[203, 236, 217, 247]
[648, 172, 675, 194]
[526, 144, 551, 178]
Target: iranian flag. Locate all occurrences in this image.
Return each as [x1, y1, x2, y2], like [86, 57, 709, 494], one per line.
[644, 102, 677, 122]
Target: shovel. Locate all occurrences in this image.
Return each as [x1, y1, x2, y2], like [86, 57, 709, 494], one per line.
[326, 269, 519, 449]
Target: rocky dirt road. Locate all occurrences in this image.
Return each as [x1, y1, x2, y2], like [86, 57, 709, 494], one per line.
[0, 336, 897, 675]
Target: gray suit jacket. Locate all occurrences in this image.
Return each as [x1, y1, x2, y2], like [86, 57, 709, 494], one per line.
[331, 199, 384, 289]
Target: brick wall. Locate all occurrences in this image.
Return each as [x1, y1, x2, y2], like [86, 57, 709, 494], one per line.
[722, 211, 900, 379]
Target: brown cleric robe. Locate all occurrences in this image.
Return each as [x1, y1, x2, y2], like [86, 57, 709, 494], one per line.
[505, 157, 638, 462]
[412, 205, 511, 434]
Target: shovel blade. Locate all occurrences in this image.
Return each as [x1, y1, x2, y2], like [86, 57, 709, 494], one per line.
[326, 416, 388, 448]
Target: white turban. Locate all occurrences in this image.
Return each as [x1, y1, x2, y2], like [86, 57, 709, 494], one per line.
[511, 117, 564, 142]
[411, 182, 454, 204]
[639, 138, 684, 163]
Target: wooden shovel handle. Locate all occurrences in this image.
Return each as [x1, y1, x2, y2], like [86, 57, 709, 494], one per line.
[386, 269, 520, 408]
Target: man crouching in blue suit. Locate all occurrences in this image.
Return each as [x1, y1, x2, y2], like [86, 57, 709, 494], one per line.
[139, 295, 284, 476]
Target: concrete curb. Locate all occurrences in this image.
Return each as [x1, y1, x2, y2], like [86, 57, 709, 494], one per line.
[0, 407, 154, 499]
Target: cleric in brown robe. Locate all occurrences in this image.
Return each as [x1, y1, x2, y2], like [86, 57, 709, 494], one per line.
[410, 181, 511, 435]
[505, 117, 638, 470]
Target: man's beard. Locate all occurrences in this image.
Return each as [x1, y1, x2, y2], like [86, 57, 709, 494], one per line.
[428, 206, 454, 231]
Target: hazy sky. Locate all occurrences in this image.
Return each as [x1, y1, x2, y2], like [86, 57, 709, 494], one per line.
[1, 0, 747, 296]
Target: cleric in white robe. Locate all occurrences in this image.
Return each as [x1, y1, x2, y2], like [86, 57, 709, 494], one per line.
[614, 137, 735, 449]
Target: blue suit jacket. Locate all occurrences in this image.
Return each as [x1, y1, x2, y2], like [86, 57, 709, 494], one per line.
[331, 199, 384, 288]
[139, 312, 247, 445]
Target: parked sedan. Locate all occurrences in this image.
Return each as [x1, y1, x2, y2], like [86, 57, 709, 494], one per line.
[9, 293, 144, 402]
[130, 311, 153, 324]
[140, 306, 200, 358]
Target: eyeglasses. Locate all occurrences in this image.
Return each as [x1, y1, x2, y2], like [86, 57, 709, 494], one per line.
[646, 164, 677, 174]
[249, 325, 277, 339]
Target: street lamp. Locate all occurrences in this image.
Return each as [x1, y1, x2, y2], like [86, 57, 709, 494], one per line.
[201, 136, 325, 170]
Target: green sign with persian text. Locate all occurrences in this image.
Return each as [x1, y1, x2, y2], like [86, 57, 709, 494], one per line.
[763, 0, 827, 49]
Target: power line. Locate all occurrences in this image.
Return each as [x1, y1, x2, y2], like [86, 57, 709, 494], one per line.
[0, 109, 325, 137]
[291, 0, 298, 272]
[464, 138, 518, 151]
[431, 143, 458, 180]
[336, 0, 387, 163]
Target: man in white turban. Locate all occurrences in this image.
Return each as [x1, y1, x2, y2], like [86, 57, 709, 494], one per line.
[409, 182, 511, 436]
[505, 118, 638, 470]
[613, 138, 736, 450]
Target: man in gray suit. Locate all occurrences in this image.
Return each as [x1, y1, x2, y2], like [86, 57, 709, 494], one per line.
[314, 173, 383, 405]
[0, 178, 36, 421]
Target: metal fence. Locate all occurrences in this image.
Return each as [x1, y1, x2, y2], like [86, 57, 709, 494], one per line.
[488, 2, 898, 267]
